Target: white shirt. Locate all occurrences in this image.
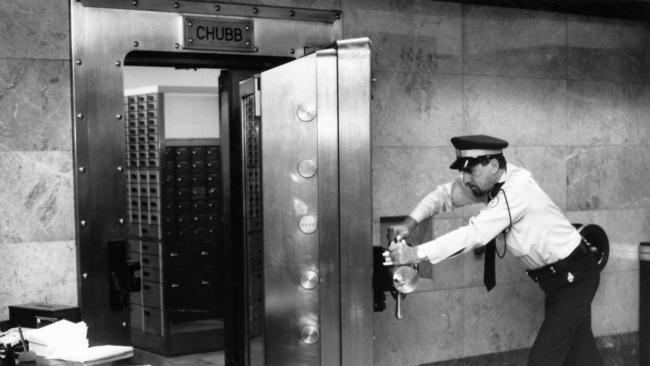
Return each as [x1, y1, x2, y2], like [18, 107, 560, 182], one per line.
[410, 163, 581, 270]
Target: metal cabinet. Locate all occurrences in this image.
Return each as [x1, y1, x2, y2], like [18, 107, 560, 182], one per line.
[124, 86, 224, 356]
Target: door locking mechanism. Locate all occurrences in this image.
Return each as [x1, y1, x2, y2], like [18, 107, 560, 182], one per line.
[382, 236, 419, 319]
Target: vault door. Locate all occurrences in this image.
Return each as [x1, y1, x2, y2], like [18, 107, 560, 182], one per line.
[238, 38, 372, 366]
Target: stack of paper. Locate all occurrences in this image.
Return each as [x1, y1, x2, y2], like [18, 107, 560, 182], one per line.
[24, 320, 133, 365]
[25, 319, 89, 357]
[48, 345, 134, 365]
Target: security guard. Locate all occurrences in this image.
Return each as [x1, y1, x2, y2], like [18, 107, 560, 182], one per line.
[388, 135, 603, 366]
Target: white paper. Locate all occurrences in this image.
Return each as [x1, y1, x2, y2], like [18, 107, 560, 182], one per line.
[48, 345, 134, 363]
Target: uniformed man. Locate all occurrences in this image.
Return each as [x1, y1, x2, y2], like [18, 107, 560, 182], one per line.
[387, 135, 603, 366]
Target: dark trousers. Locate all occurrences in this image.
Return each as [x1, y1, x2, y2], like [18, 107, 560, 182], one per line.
[527, 262, 603, 366]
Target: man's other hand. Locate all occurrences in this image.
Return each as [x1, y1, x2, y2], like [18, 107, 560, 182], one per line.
[386, 216, 418, 242]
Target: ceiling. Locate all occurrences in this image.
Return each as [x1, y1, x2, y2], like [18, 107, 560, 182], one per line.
[437, 0, 650, 21]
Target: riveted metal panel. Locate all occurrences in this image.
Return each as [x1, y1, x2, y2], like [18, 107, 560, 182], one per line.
[81, 0, 341, 23]
[71, 0, 341, 346]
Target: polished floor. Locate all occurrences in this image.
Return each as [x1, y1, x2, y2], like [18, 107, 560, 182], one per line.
[128, 349, 225, 366]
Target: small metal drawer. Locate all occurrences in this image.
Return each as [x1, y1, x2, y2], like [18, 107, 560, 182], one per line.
[174, 147, 190, 161]
[142, 306, 163, 335]
[141, 253, 161, 269]
[206, 159, 219, 172]
[190, 147, 206, 161]
[206, 173, 219, 187]
[140, 266, 161, 283]
[140, 224, 162, 240]
[192, 187, 206, 200]
[191, 160, 206, 171]
[140, 241, 160, 257]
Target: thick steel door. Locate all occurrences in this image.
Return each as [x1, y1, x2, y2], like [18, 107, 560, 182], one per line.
[238, 38, 372, 366]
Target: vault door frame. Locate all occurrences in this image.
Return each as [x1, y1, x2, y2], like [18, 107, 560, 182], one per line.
[70, 0, 341, 346]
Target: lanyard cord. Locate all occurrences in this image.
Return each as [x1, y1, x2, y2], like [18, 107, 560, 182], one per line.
[496, 187, 512, 259]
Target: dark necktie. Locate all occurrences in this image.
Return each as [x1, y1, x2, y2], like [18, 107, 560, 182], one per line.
[483, 182, 504, 291]
[484, 239, 496, 291]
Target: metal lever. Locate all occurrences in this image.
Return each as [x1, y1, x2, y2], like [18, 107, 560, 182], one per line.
[383, 235, 419, 319]
[396, 292, 403, 319]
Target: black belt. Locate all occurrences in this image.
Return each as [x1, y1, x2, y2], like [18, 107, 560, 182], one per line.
[526, 239, 596, 284]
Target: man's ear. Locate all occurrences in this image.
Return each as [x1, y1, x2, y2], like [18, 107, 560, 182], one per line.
[490, 158, 499, 173]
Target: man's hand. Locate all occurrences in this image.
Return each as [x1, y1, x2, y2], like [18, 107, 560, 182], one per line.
[388, 239, 422, 265]
[387, 216, 418, 242]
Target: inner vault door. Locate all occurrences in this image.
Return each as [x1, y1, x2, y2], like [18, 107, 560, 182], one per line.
[238, 38, 372, 366]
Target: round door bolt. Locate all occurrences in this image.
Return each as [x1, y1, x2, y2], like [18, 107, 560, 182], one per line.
[133, 41, 139, 47]
[76, 113, 84, 119]
[82, 273, 88, 279]
[78, 166, 86, 173]
[296, 104, 316, 122]
[300, 270, 318, 290]
[299, 215, 317, 234]
[121, 322, 128, 328]
[118, 218, 125, 225]
[297, 159, 317, 178]
[300, 325, 320, 344]
[116, 166, 124, 172]
[80, 220, 87, 227]
[116, 114, 123, 120]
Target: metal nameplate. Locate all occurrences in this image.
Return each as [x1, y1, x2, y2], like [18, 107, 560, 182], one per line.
[182, 16, 254, 52]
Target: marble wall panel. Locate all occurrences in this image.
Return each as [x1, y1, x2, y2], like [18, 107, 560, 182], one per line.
[0, 151, 74, 244]
[419, 250, 466, 291]
[566, 145, 650, 211]
[0, 0, 69, 60]
[0, 240, 77, 320]
[372, 146, 457, 218]
[342, 1, 462, 74]
[592, 270, 639, 336]
[506, 146, 568, 210]
[464, 76, 568, 146]
[566, 80, 650, 146]
[462, 281, 544, 357]
[373, 288, 465, 365]
[372, 72, 464, 147]
[0, 59, 72, 151]
[568, 15, 650, 83]
[463, 247, 532, 289]
[463, 5, 567, 78]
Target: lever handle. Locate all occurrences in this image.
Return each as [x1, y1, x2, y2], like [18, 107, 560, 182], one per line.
[396, 292, 403, 319]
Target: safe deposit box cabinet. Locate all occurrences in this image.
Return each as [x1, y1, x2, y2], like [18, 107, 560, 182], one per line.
[124, 86, 223, 355]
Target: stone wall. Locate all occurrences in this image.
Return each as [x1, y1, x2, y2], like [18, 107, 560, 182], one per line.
[343, 0, 650, 364]
[0, 0, 76, 319]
